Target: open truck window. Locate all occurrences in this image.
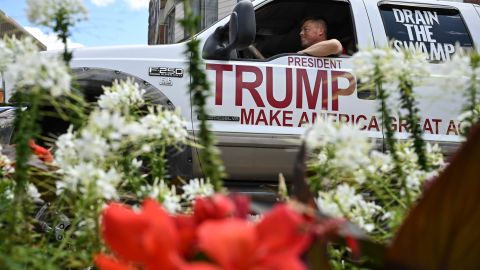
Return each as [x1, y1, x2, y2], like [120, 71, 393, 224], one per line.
[204, 0, 357, 61]
[248, 0, 356, 59]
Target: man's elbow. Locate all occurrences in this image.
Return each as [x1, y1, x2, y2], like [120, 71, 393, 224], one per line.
[331, 39, 343, 55]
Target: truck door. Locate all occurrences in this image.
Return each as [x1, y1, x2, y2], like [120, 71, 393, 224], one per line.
[363, 0, 476, 148]
[196, 0, 375, 181]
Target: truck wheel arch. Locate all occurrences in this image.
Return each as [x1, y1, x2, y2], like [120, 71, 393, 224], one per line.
[63, 68, 193, 179]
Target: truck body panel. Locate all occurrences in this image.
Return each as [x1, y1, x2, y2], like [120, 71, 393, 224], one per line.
[5, 0, 478, 181]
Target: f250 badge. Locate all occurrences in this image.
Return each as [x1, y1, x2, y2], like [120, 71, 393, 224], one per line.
[149, 67, 184, 78]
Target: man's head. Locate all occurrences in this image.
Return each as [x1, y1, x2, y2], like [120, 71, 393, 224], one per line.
[299, 17, 327, 48]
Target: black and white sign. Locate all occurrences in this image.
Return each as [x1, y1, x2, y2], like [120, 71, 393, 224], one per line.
[380, 5, 473, 62]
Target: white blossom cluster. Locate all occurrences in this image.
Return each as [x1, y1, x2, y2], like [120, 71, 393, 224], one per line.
[98, 79, 145, 111]
[6, 53, 72, 97]
[352, 47, 404, 85]
[138, 178, 215, 214]
[0, 145, 15, 175]
[140, 179, 182, 214]
[181, 178, 215, 201]
[307, 119, 445, 234]
[0, 37, 71, 97]
[2, 182, 43, 203]
[27, 183, 44, 203]
[0, 37, 38, 72]
[393, 141, 445, 194]
[316, 184, 383, 232]
[0, 40, 14, 72]
[398, 50, 430, 84]
[458, 104, 480, 134]
[26, 0, 87, 28]
[352, 47, 430, 92]
[56, 162, 121, 200]
[305, 119, 372, 186]
[437, 51, 480, 93]
[54, 79, 189, 200]
[436, 51, 480, 133]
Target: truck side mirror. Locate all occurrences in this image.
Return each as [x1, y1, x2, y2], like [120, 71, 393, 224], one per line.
[203, 0, 255, 60]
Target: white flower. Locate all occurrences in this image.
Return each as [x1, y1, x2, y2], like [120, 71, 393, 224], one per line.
[4, 188, 14, 200]
[458, 104, 480, 135]
[399, 50, 430, 85]
[162, 192, 182, 214]
[0, 40, 13, 72]
[56, 162, 121, 200]
[316, 184, 383, 233]
[88, 109, 129, 141]
[141, 179, 182, 213]
[0, 37, 39, 72]
[4, 36, 39, 56]
[56, 162, 96, 193]
[96, 168, 121, 200]
[0, 146, 15, 175]
[131, 158, 143, 169]
[74, 129, 110, 162]
[181, 178, 214, 201]
[436, 51, 475, 92]
[27, 183, 44, 203]
[26, 0, 87, 28]
[5, 53, 71, 97]
[405, 170, 423, 190]
[98, 79, 145, 112]
[366, 150, 393, 174]
[54, 126, 76, 161]
[352, 47, 429, 93]
[425, 143, 446, 168]
[306, 119, 372, 185]
[135, 107, 188, 144]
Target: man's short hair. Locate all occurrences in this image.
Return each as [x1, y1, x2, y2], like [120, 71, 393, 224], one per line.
[301, 16, 328, 36]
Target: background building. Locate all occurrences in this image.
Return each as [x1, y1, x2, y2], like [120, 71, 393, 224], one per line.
[0, 10, 46, 50]
[1, 10, 47, 103]
[149, 0, 237, 44]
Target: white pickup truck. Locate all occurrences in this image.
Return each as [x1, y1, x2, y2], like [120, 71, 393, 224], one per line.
[7, 0, 480, 181]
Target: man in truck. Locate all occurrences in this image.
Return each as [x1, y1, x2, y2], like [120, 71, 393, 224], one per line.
[297, 17, 344, 57]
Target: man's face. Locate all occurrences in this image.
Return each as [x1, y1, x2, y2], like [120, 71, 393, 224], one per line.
[299, 20, 324, 48]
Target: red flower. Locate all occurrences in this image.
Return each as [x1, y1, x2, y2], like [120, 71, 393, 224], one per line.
[198, 219, 256, 270]
[193, 194, 250, 224]
[229, 194, 250, 219]
[256, 204, 311, 256]
[97, 197, 311, 270]
[29, 140, 53, 163]
[95, 254, 136, 270]
[98, 199, 183, 270]
[196, 204, 311, 270]
[174, 214, 197, 258]
[193, 194, 237, 223]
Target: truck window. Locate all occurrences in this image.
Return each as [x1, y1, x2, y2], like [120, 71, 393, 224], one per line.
[379, 4, 474, 62]
[238, 0, 357, 60]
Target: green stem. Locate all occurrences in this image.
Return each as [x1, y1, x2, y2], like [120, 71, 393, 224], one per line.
[11, 90, 41, 237]
[181, 0, 225, 191]
[399, 78, 428, 171]
[374, 64, 411, 205]
[151, 144, 166, 181]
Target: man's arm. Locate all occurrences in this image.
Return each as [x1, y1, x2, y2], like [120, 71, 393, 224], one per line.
[298, 39, 343, 57]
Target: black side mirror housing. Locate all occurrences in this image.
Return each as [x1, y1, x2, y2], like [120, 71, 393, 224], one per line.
[203, 0, 256, 60]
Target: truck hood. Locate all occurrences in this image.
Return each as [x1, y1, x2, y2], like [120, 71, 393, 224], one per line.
[70, 43, 187, 61]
